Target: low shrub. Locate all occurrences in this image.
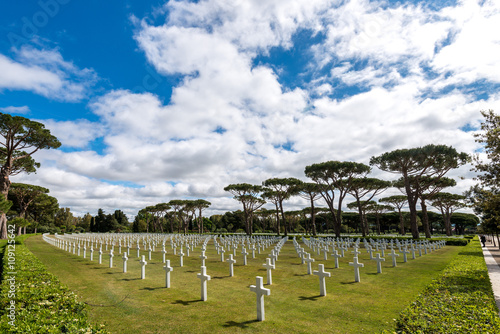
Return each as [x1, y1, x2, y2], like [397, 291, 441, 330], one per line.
[0, 235, 108, 333]
[390, 236, 500, 333]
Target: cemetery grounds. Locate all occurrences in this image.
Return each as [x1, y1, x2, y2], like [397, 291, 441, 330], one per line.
[22, 234, 466, 334]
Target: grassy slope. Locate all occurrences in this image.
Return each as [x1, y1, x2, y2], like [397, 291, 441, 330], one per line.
[26, 235, 461, 334]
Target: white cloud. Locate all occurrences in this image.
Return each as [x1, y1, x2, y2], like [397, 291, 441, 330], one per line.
[432, 0, 500, 85]
[14, 0, 500, 219]
[0, 105, 30, 114]
[40, 119, 104, 148]
[0, 47, 97, 101]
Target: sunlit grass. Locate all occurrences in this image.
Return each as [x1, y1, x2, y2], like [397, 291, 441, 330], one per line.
[26, 235, 462, 334]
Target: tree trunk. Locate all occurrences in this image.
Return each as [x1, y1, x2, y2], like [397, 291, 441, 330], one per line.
[376, 214, 381, 235]
[398, 209, 405, 235]
[404, 177, 420, 239]
[311, 198, 317, 237]
[274, 203, 280, 236]
[420, 199, 431, 238]
[357, 200, 366, 237]
[279, 201, 288, 237]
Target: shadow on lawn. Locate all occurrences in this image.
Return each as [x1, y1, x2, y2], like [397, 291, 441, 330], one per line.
[141, 286, 165, 291]
[172, 299, 202, 306]
[299, 295, 322, 301]
[222, 319, 260, 329]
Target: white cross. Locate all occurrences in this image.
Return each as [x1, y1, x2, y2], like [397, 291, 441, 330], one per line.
[140, 255, 147, 279]
[197, 266, 211, 301]
[227, 254, 236, 277]
[109, 250, 114, 268]
[349, 256, 364, 282]
[388, 249, 399, 267]
[332, 250, 342, 269]
[323, 247, 329, 260]
[401, 248, 410, 263]
[373, 253, 385, 274]
[263, 258, 275, 285]
[200, 251, 207, 266]
[122, 252, 128, 273]
[269, 250, 277, 266]
[242, 248, 249, 265]
[162, 247, 167, 263]
[313, 264, 331, 296]
[179, 250, 185, 267]
[304, 253, 315, 275]
[250, 276, 271, 321]
[410, 245, 416, 259]
[351, 247, 361, 257]
[366, 246, 374, 260]
[220, 247, 225, 262]
[98, 248, 103, 264]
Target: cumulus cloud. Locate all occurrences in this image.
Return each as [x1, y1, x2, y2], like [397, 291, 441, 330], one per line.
[0, 47, 97, 101]
[0, 105, 30, 114]
[40, 119, 104, 149]
[15, 0, 500, 218]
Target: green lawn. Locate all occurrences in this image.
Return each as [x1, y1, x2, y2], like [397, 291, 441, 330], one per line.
[26, 235, 462, 334]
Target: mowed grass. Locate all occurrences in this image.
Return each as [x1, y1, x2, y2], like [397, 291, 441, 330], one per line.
[26, 235, 462, 334]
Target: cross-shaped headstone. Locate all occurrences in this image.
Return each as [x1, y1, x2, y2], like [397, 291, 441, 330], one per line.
[122, 252, 128, 273]
[98, 248, 103, 264]
[349, 256, 364, 282]
[332, 249, 342, 269]
[242, 248, 249, 266]
[373, 253, 385, 274]
[197, 266, 211, 301]
[410, 245, 416, 259]
[179, 249, 185, 267]
[263, 258, 275, 285]
[109, 250, 114, 268]
[313, 264, 331, 296]
[140, 255, 147, 279]
[220, 247, 225, 262]
[227, 254, 236, 277]
[163, 259, 173, 288]
[200, 251, 207, 266]
[269, 250, 278, 266]
[388, 249, 399, 267]
[304, 253, 315, 275]
[351, 247, 361, 257]
[90, 247, 94, 261]
[366, 246, 374, 260]
[401, 248, 410, 263]
[250, 276, 271, 321]
[162, 246, 167, 263]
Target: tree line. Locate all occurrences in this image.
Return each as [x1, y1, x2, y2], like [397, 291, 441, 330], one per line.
[2, 111, 498, 239]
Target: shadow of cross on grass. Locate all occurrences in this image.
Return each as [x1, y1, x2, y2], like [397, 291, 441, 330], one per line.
[172, 299, 203, 306]
[299, 295, 322, 302]
[223, 320, 260, 329]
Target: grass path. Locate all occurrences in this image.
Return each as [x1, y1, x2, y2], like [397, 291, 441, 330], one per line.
[26, 235, 462, 334]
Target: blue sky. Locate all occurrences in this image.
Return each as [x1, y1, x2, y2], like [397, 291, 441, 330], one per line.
[1, 0, 498, 218]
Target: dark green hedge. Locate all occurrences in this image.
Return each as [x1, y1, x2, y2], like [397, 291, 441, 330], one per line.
[389, 237, 500, 333]
[0, 235, 108, 333]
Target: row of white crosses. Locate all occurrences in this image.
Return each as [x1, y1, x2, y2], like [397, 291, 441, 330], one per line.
[296, 236, 447, 284]
[44, 233, 446, 322]
[44, 233, 284, 321]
